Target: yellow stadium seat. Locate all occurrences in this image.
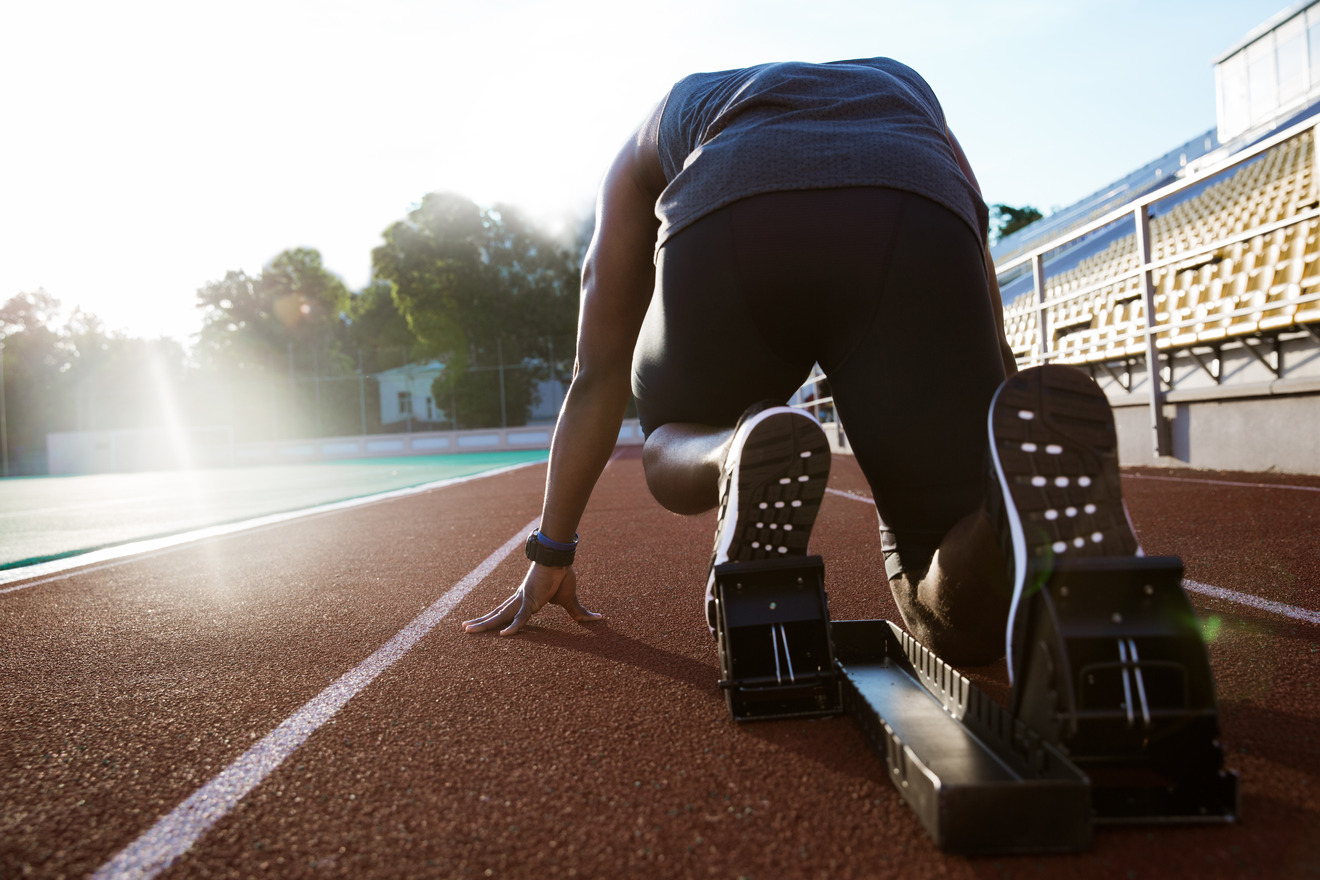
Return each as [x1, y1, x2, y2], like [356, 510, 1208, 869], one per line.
[1227, 290, 1265, 337]
[1194, 299, 1233, 342]
[1260, 282, 1302, 332]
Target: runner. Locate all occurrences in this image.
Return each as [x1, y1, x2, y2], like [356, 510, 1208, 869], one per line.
[461, 58, 1138, 669]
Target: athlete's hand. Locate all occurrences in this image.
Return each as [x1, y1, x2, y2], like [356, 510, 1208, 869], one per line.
[461, 562, 603, 636]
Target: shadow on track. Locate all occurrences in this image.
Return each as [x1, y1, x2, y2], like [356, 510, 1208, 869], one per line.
[514, 622, 718, 694]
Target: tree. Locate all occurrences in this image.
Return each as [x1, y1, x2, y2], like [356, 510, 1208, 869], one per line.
[194, 248, 356, 441]
[371, 192, 581, 428]
[991, 204, 1044, 241]
[1, 291, 72, 473]
[196, 248, 351, 374]
[0, 292, 187, 473]
[345, 278, 422, 373]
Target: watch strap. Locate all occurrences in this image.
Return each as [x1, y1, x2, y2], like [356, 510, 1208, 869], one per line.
[525, 529, 577, 567]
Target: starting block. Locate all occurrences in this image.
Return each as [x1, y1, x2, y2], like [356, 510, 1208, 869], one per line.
[713, 556, 841, 721]
[1011, 555, 1240, 822]
[714, 553, 1239, 853]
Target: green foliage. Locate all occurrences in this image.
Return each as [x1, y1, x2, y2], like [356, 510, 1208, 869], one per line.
[991, 204, 1044, 241]
[348, 279, 417, 351]
[0, 291, 191, 473]
[1, 291, 70, 472]
[0, 196, 588, 473]
[436, 363, 537, 430]
[196, 247, 352, 374]
[372, 192, 581, 426]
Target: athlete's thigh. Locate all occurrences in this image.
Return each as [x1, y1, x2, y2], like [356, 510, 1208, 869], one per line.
[825, 192, 1005, 576]
[632, 204, 814, 435]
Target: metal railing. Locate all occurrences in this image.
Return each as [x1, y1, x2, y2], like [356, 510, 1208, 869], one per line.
[995, 113, 1320, 456]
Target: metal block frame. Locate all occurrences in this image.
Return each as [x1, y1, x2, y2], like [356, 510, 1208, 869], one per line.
[1010, 555, 1240, 822]
[713, 556, 841, 722]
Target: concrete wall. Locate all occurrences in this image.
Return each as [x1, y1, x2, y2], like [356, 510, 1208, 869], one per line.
[47, 427, 236, 475]
[232, 419, 645, 467]
[1077, 329, 1320, 475]
[1113, 386, 1320, 474]
[47, 420, 647, 474]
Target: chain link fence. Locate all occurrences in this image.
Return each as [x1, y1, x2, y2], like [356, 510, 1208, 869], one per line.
[2, 334, 638, 475]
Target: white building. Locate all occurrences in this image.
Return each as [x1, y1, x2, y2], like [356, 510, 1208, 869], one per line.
[375, 360, 446, 427]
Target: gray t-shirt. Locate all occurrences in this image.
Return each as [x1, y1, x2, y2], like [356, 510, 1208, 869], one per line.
[655, 58, 988, 248]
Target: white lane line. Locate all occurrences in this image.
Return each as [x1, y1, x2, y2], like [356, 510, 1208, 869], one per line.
[91, 519, 536, 880]
[1183, 579, 1320, 625]
[1124, 474, 1320, 493]
[823, 487, 1320, 626]
[0, 460, 544, 593]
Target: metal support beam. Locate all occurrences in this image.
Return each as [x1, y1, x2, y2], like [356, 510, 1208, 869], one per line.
[1134, 207, 1171, 456]
[1241, 336, 1282, 377]
[1031, 252, 1049, 364]
[1096, 357, 1132, 392]
[1186, 346, 1222, 384]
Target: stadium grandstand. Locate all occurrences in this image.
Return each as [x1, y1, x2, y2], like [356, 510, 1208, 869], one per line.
[975, 1, 1320, 475]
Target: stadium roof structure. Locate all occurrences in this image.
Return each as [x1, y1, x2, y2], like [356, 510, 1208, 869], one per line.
[1215, 0, 1319, 63]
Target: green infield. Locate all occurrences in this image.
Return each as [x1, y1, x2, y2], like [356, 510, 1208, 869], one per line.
[0, 451, 548, 569]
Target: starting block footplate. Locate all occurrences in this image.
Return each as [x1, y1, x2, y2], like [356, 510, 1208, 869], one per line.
[1012, 555, 1240, 823]
[714, 556, 841, 721]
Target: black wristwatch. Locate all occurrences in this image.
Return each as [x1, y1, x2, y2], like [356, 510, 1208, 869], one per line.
[525, 529, 578, 567]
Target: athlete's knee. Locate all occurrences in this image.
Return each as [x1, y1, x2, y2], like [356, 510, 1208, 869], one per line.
[641, 424, 725, 515]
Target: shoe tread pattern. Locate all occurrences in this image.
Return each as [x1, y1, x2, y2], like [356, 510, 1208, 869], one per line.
[707, 412, 830, 631]
[724, 413, 831, 561]
[990, 366, 1138, 572]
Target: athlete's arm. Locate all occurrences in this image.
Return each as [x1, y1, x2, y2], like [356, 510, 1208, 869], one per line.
[462, 104, 666, 636]
[947, 127, 1018, 377]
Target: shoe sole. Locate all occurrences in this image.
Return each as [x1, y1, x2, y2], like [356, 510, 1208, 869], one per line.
[706, 408, 831, 632]
[987, 365, 1140, 681]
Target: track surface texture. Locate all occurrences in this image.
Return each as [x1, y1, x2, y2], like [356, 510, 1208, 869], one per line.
[2, 449, 1318, 879]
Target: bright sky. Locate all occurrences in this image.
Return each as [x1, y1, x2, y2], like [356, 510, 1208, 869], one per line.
[0, 0, 1285, 343]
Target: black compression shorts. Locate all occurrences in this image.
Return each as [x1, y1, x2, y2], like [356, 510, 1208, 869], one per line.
[631, 187, 1006, 579]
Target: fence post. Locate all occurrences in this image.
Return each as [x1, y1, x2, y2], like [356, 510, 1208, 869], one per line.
[1134, 205, 1171, 458]
[358, 348, 367, 437]
[0, 339, 8, 478]
[269, 352, 279, 441]
[313, 348, 322, 436]
[497, 337, 508, 429]
[287, 342, 296, 439]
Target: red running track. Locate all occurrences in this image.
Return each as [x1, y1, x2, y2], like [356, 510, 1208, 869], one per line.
[1, 448, 1317, 879]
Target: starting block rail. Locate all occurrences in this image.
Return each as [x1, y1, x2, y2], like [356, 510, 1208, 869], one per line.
[833, 619, 1092, 854]
[712, 553, 1240, 854]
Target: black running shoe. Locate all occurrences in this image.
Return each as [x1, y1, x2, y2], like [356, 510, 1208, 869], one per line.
[986, 365, 1141, 681]
[706, 404, 832, 634]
